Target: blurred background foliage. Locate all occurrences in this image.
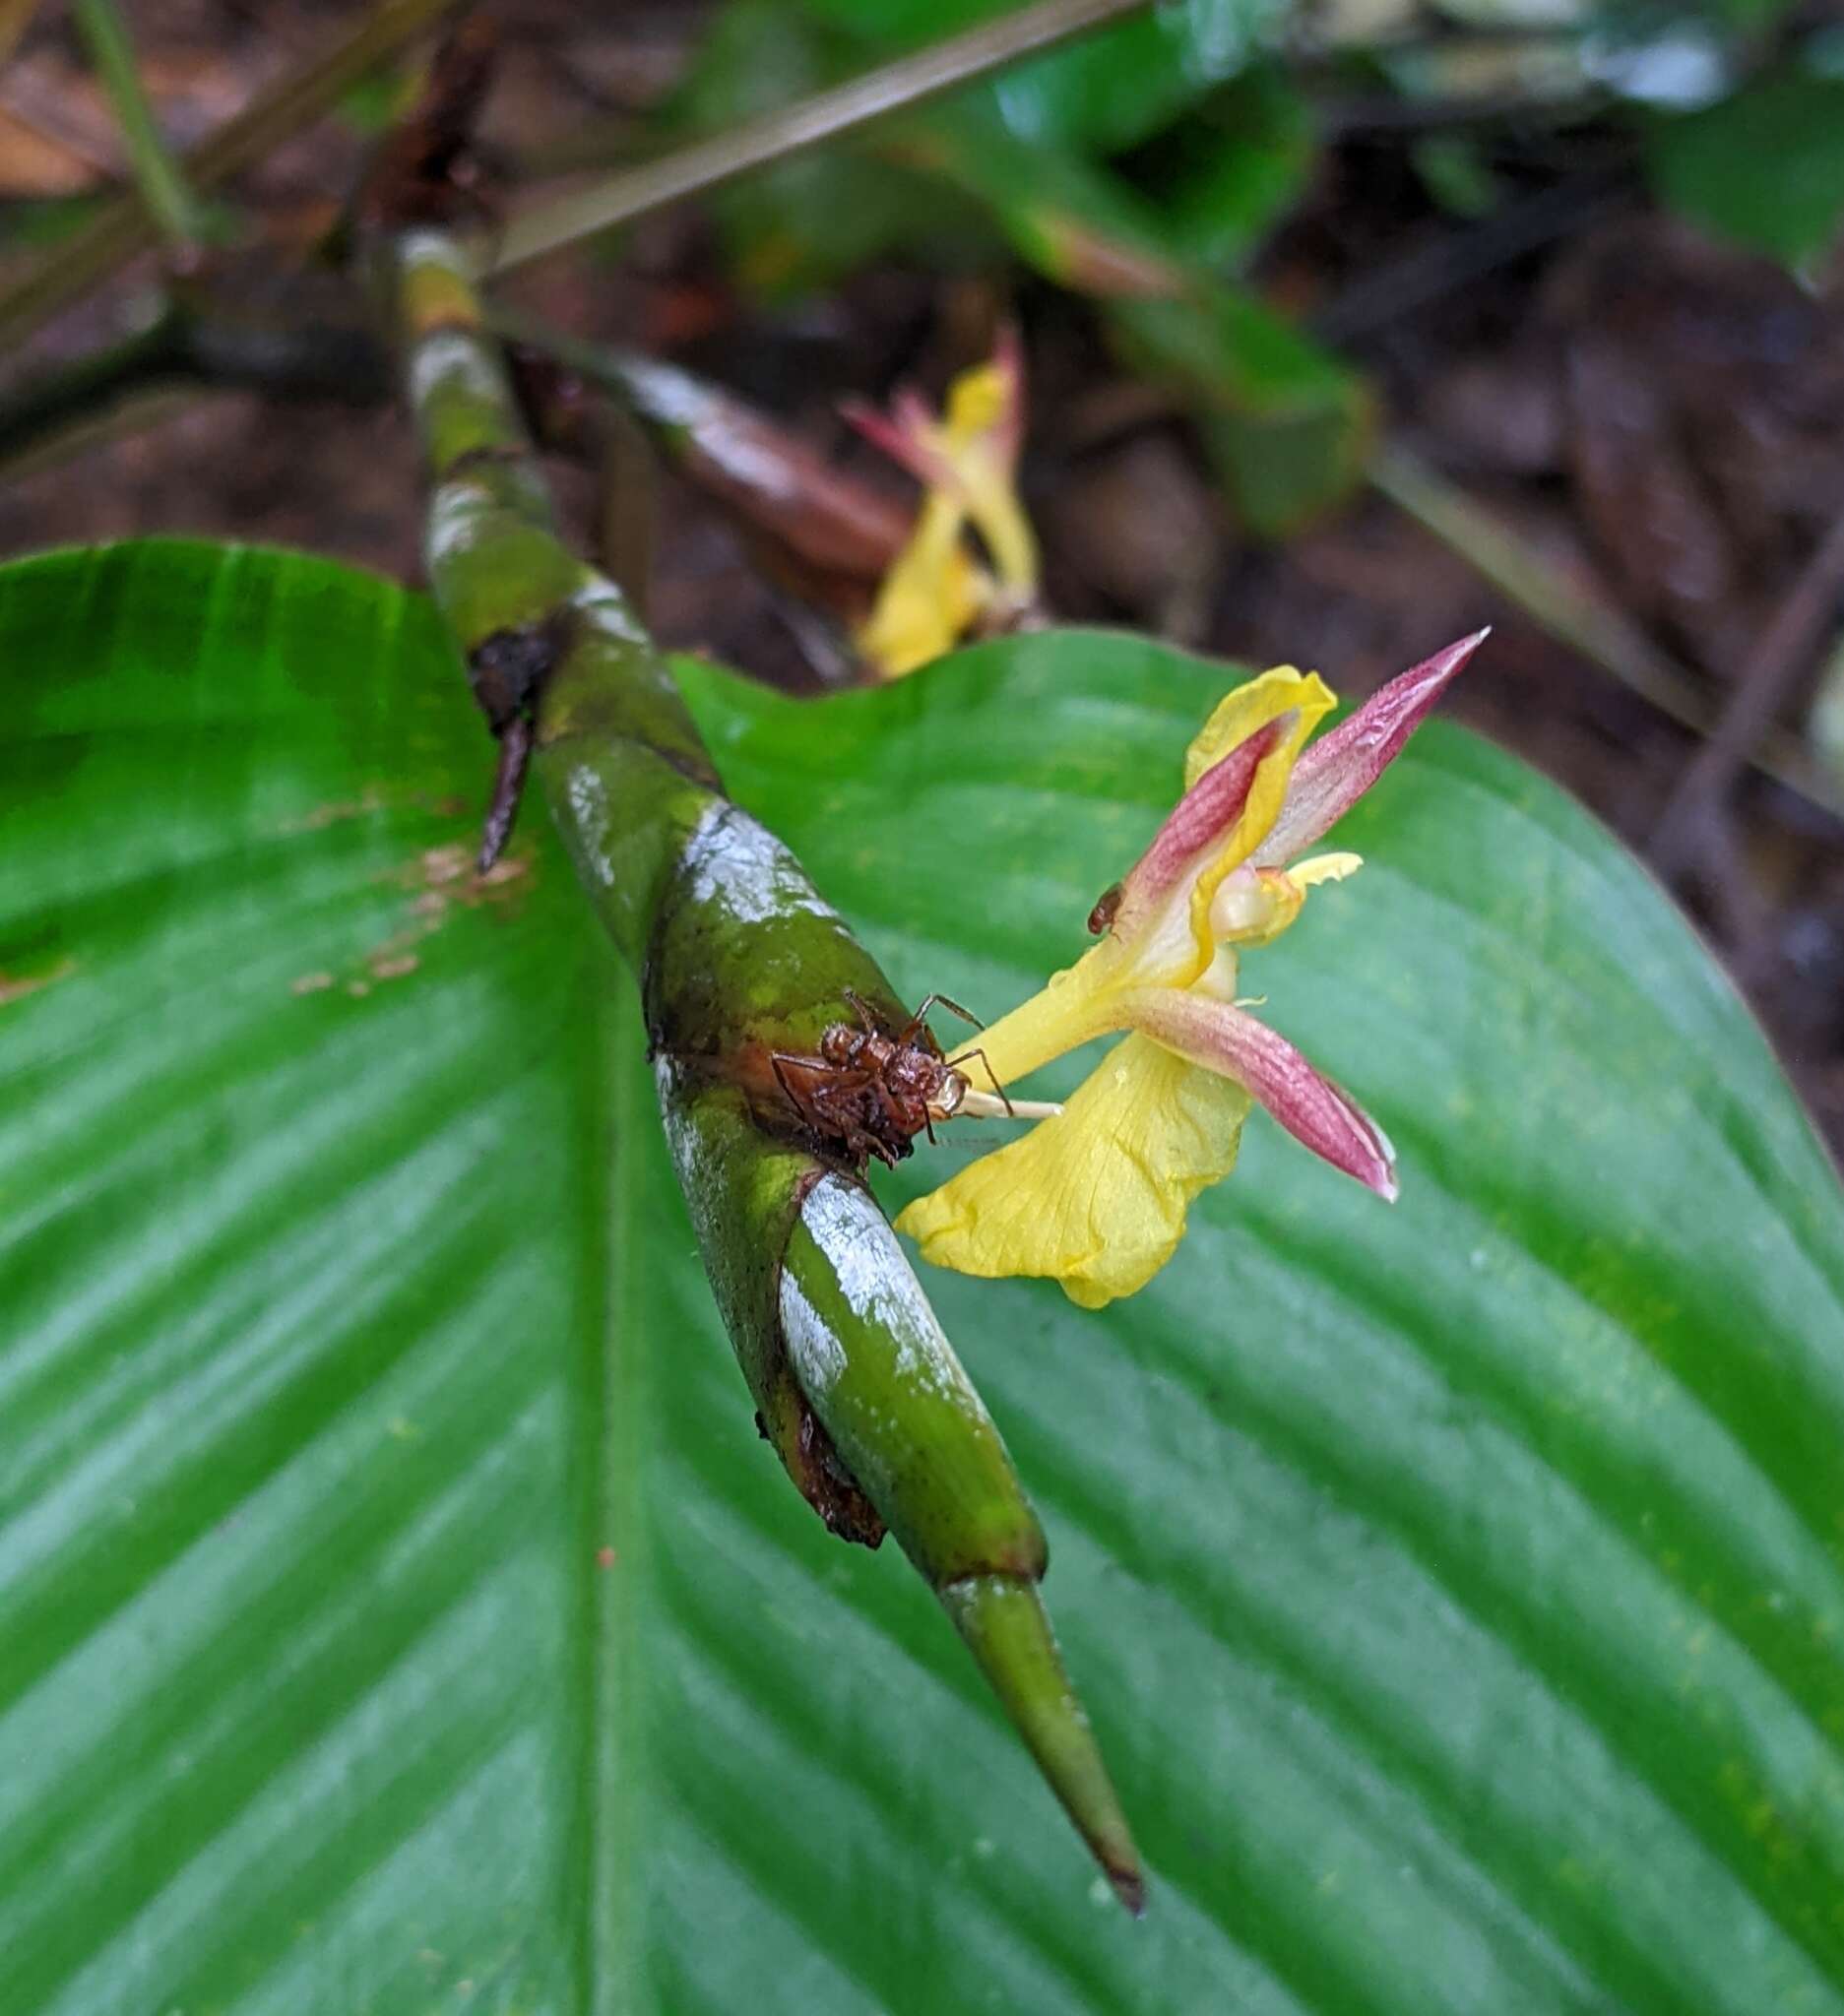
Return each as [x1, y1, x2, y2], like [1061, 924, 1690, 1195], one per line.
[669, 0, 1844, 528]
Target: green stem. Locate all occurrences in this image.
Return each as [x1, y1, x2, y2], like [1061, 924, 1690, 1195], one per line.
[391, 223, 1143, 1909]
[488, 0, 1152, 275]
[0, 0, 458, 353]
[73, 0, 209, 247]
[783, 1186, 1142, 1910]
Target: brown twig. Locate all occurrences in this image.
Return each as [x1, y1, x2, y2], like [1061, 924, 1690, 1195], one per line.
[1371, 444, 1844, 826]
[1311, 166, 1628, 346]
[1652, 509, 1844, 877]
[488, 0, 1152, 275]
[0, 281, 391, 477]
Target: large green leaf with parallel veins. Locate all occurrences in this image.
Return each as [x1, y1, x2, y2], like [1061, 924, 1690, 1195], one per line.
[5, 539, 1844, 2015]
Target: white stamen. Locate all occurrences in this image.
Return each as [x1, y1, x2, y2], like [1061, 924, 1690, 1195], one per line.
[1209, 867, 1283, 939]
[948, 1089, 1063, 1122]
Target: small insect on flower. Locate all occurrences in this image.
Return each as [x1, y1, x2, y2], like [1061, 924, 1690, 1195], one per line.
[770, 992, 1037, 1170]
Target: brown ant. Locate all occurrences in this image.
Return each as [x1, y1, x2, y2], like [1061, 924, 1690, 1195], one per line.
[771, 991, 1013, 1169]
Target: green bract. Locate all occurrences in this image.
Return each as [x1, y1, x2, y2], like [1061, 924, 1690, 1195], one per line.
[5, 541, 1844, 2013]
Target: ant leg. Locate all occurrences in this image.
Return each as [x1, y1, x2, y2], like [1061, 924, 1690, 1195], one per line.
[841, 987, 885, 1035]
[779, 1053, 880, 1112]
[774, 1055, 891, 1167]
[773, 1050, 866, 1116]
[899, 1020, 940, 1059]
[914, 992, 985, 1031]
[870, 1076, 908, 1139]
[947, 1045, 1015, 1116]
[896, 991, 986, 1055]
[770, 1051, 810, 1110]
[845, 1103, 899, 1167]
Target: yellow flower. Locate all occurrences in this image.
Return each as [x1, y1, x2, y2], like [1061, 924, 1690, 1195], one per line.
[849, 330, 1039, 679]
[896, 632, 1490, 1307]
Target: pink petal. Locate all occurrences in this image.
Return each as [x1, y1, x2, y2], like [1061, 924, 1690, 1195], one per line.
[842, 339, 1027, 495]
[1115, 717, 1287, 929]
[1127, 990, 1398, 1199]
[840, 394, 956, 492]
[1256, 630, 1489, 866]
[987, 322, 1026, 467]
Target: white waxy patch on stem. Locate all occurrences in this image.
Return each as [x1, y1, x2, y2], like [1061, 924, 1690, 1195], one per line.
[400, 226, 471, 276]
[410, 328, 505, 415]
[565, 764, 616, 885]
[795, 1175, 985, 1413]
[568, 577, 651, 648]
[778, 1269, 848, 1397]
[681, 801, 840, 927]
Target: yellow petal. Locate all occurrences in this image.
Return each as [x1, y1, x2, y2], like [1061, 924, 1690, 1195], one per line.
[857, 491, 986, 678]
[1180, 669, 1338, 964]
[942, 359, 1010, 440]
[953, 937, 1134, 1091]
[897, 1033, 1249, 1309]
[916, 382, 1036, 597]
[1183, 665, 1337, 789]
[964, 471, 1038, 597]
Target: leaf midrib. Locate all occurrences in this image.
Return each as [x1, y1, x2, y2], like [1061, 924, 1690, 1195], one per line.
[587, 968, 647, 2016]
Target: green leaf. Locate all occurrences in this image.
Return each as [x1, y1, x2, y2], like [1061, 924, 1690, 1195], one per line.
[1152, 66, 1317, 269]
[674, 0, 1295, 291]
[1647, 68, 1844, 268]
[675, 0, 989, 293]
[795, 0, 1288, 154]
[1411, 133, 1503, 220]
[1106, 286, 1373, 536]
[9, 539, 1844, 2012]
[677, 4, 1362, 531]
[917, 117, 1370, 534]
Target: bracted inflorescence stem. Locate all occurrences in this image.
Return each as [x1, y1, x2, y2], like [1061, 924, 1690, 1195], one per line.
[383, 211, 1142, 1909]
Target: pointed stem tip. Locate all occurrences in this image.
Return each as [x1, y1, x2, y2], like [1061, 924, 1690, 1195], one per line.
[938, 1573, 1146, 1914]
